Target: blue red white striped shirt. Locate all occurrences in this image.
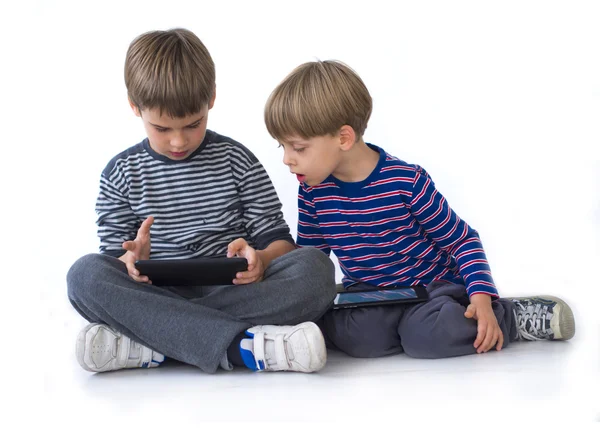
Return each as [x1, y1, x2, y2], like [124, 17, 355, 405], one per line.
[296, 144, 498, 298]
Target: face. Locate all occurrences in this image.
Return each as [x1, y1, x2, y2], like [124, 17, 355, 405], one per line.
[279, 134, 343, 186]
[131, 97, 215, 161]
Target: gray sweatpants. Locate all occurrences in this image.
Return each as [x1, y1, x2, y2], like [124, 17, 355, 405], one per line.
[321, 281, 518, 358]
[67, 247, 337, 373]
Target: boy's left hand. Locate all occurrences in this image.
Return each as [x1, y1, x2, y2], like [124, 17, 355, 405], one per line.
[227, 238, 265, 285]
[464, 294, 504, 353]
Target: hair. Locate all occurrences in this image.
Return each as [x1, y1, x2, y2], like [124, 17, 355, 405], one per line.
[264, 60, 372, 142]
[124, 28, 215, 118]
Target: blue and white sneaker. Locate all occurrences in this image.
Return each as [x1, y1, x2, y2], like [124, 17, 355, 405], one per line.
[76, 323, 165, 372]
[508, 295, 575, 341]
[239, 322, 326, 373]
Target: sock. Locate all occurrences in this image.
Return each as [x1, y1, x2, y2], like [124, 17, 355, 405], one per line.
[240, 338, 261, 371]
[226, 332, 247, 368]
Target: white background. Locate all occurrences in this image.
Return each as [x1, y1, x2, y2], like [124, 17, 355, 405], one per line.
[1, 0, 599, 426]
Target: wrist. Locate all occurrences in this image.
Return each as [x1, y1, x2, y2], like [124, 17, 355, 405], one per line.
[469, 293, 492, 306]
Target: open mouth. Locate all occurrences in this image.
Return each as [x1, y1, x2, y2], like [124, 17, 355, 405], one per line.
[296, 174, 306, 182]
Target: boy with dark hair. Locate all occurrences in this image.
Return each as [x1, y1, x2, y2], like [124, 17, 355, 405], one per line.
[67, 29, 336, 374]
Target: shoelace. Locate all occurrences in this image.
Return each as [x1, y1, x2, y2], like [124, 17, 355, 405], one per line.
[252, 332, 290, 370]
[514, 301, 552, 341]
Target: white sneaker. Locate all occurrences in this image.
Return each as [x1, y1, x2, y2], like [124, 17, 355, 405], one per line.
[239, 322, 326, 373]
[508, 295, 575, 341]
[76, 323, 165, 372]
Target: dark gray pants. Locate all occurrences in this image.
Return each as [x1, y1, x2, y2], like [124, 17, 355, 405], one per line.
[67, 248, 336, 373]
[321, 281, 518, 358]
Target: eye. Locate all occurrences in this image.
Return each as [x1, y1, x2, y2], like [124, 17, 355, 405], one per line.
[294, 148, 305, 153]
[155, 127, 168, 133]
[186, 123, 200, 129]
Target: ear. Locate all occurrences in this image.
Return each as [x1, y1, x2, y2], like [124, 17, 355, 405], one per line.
[338, 125, 357, 152]
[208, 85, 217, 110]
[128, 98, 141, 117]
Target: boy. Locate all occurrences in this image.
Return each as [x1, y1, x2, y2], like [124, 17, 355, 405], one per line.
[67, 29, 337, 374]
[263, 60, 575, 359]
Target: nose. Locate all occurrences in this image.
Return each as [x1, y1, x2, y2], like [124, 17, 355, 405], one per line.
[170, 132, 186, 149]
[282, 149, 294, 167]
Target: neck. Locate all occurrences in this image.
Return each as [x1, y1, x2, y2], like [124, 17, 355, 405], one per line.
[333, 140, 380, 182]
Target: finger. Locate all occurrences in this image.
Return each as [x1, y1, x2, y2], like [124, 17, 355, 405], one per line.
[138, 216, 154, 237]
[233, 275, 257, 285]
[130, 272, 151, 283]
[474, 320, 486, 350]
[122, 241, 136, 252]
[125, 261, 138, 277]
[464, 304, 476, 319]
[496, 329, 504, 351]
[480, 327, 496, 353]
[227, 238, 245, 257]
[244, 252, 257, 272]
[235, 266, 258, 281]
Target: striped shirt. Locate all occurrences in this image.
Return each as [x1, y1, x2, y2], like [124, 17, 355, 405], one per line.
[96, 129, 293, 259]
[296, 144, 498, 298]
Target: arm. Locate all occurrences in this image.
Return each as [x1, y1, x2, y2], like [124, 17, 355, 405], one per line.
[236, 161, 295, 249]
[226, 155, 295, 284]
[257, 239, 296, 267]
[96, 165, 153, 283]
[96, 167, 139, 257]
[410, 166, 502, 353]
[409, 166, 498, 298]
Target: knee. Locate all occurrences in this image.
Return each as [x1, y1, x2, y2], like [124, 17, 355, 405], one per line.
[324, 312, 402, 358]
[293, 247, 337, 302]
[67, 253, 115, 299]
[294, 247, 335, 277]
[400, 325, 451, 359]
[400, 306, 474, 359]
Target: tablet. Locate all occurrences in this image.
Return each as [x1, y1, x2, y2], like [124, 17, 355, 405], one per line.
[134, 257, 248, 286]
[333, 285, 429, 309]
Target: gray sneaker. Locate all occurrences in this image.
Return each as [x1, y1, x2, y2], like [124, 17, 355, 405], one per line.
[508, 296, 575, 341]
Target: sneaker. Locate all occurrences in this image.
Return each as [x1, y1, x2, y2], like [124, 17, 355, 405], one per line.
[76, 323, 165, 372]
[508, 295, 575, 341]
[239, 322, 326, 373]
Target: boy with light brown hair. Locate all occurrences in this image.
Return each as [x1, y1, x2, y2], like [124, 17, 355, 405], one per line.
[264, 60, 575, 359]
[67, 29, 337, 374]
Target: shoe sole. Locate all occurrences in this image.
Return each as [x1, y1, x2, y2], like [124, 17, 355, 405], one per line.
[297, 322, 327, 373]
[506, 295, 576, 340]
[538, 295, 575, 340]
[76, 323, 106, 372]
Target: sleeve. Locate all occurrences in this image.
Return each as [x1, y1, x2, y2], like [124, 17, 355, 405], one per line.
[409, 166, 498, 298]
[95, 166, 140, 257]
[296, 184, 331, 256]
[237, 161, 295, 250]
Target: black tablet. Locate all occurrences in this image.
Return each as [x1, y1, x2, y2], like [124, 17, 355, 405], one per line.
[333, 285, 429, 309]
[134, 257, 248, 286]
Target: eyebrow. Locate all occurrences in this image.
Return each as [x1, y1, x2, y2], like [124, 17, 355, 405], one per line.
[283, 139, 306, 145]
[149, 118, 203, 129]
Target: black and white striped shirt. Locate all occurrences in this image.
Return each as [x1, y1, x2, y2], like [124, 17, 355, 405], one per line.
[96, 130, 294, 259]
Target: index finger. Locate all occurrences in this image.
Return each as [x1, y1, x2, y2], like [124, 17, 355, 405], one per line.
[138, 216, 154, 235]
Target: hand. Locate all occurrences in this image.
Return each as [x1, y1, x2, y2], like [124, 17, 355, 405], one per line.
[118, 216, 154, 284]
[464, 294, 504, 353]
[227, 238, 265, 285]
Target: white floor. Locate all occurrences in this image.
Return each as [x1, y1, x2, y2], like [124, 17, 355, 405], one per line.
[28, 287, 598, 428]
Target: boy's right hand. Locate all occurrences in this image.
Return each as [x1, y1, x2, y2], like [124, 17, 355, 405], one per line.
[118, 216, 154, 284]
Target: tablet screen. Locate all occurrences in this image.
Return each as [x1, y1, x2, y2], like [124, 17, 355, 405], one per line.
[334, 287, 420, 306]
